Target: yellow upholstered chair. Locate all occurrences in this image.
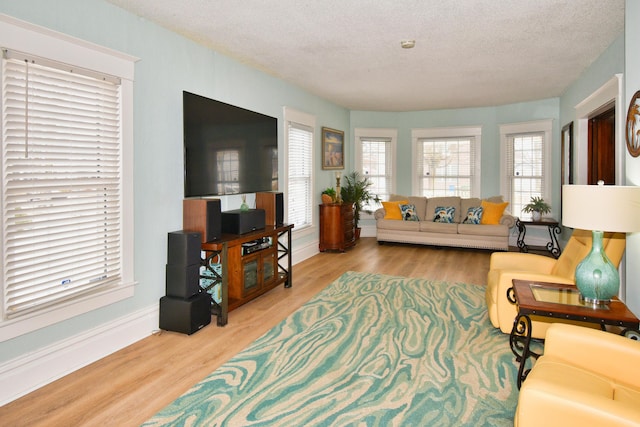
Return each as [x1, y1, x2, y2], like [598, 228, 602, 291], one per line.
[485, 229, 625, 339]
[514, 323, 640, 427]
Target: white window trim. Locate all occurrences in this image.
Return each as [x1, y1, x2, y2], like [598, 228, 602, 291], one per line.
[354, 128, 397, 214]
[499, 119, 553, 208]
[283, 107, 315, 239]
[0, 15, 138, 341]
[411, 126, 482, 197]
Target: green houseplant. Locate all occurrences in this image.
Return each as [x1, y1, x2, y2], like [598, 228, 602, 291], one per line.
[321, 187, 336, 204]
[522, 196, 551, 221]
[340, 171, 380, 234]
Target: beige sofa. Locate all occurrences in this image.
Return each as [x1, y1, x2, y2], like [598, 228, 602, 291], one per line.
[374, 195, 515, 251]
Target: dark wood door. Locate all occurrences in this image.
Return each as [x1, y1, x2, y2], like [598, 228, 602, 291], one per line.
[588, 107, 615, 184]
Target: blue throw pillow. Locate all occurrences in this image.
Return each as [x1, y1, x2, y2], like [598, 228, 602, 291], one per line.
[399, 204, 419, 221]
[463, 206, 483, 224]
[433, 206, 455, 223]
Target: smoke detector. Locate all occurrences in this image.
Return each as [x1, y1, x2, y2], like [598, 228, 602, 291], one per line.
[400, 40, 416, 49]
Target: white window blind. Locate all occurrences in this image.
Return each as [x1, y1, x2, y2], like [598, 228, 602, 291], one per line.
[358, 138, 391, 209]
[287, 121, 313, 229]
[2, 50, 122, 318]
[416, 137, 475, 197]
[507, 132, 545, 220]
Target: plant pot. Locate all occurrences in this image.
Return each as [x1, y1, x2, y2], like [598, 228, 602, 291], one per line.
[531, 211, 542, 222]
[321, 194, 334, 204]
[355, 227, 361, 240]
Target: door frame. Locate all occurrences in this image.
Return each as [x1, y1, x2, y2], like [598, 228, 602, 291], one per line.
[574, 74, 625, 186]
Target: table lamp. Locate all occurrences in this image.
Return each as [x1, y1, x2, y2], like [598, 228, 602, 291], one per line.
[562, 182, 640, 304]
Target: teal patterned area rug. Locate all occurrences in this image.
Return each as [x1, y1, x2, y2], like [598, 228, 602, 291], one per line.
[143, 271, 518, 427]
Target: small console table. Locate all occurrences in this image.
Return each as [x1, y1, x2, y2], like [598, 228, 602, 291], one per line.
[199, 223, 293, 326]
[508, 279, 640, 388]
[515, 218, 562, 258]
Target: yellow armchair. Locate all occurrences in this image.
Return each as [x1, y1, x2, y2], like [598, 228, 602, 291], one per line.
[514, 323, 640, 427]
[485, 229, 625, 338]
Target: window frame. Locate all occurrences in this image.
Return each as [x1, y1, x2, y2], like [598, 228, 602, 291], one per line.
[0, 15, 137, 342]
[500, 119, 553, 220]
[411, 126, 482, 198]
[354, 127, 397, 210]
[283, 107, 315, 237]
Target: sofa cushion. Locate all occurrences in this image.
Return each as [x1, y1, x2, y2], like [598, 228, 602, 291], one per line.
[381, 200, 408, 220]
[460, 197, 482, 219]
[420, 221, 458, 234]
[458, 223, 507, 236]
[399, 203, 419, 221]
[426, 197, 461, 223]
[407, 196, 427, 220]
[433, 206, 456, 223]
[480, 200, 509, 225]
[377, 218, 421, 231]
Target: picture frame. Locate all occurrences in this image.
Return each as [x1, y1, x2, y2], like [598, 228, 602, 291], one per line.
[561, 121, 573, 216]
[321, 127, 344, 170]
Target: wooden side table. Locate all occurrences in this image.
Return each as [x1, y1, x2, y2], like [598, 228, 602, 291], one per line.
[515, 218, 562, 258]
[508, 279, 640, 388]
[318, 202, 355, 252]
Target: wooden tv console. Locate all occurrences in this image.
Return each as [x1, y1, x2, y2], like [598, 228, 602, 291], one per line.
[200, 223, 293, 326]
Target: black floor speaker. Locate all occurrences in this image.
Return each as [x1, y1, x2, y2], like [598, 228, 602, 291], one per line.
[183, 198, 222, 243]
[166, 263, 200, 298]
[256, 191, 284, 225]
[167, 230, 201, 266]
[159, 293, 211, 335]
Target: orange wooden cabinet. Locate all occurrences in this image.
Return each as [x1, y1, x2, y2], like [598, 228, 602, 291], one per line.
[201, 224, 293, 320]
[319, 202, 355, 252]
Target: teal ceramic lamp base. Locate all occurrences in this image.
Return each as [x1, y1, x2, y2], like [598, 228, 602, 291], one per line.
[575, 230, 619, 305]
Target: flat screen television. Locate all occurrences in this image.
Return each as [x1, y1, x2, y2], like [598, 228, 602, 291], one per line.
[183, 91, 278, 198]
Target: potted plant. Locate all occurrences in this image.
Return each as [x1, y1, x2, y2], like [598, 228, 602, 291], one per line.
[522, 196, 551, 221]
[321, 187, 336, 204]
[340, 171, 380, 238]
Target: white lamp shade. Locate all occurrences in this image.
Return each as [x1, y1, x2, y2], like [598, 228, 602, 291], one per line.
[562, 184, 640, 232]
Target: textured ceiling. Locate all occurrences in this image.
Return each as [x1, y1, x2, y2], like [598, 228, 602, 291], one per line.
[106, 0, 625, 111]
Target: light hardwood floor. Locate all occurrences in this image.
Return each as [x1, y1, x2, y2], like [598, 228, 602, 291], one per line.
[0, 238, 492, 427]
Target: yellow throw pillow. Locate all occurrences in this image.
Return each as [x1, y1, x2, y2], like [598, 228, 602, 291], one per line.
[382, 200, 408, 220]
[480, 200, 508, 225]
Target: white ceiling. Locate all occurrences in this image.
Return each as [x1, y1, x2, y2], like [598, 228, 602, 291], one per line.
[106, 0, 625, 112]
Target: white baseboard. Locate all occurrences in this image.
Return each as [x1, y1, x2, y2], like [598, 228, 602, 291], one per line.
[0, 304, 158, 405]
[292, 238, 319, 264]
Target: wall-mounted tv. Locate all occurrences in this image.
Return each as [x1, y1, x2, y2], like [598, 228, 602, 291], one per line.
[183, 91, 278, 198]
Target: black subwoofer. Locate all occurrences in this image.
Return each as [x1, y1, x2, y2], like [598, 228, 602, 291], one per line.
[159, 293, 211, 335]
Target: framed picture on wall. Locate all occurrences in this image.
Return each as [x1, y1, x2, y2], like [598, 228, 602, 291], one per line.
[561, 122, 573, 215]
[321, 127, 344, 170]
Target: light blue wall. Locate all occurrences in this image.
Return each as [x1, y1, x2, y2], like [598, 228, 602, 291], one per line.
[0, 0, 349, 362]
[351, 100, 559, 200]
[625, 0, 640, 315]
[0, 0, 632, 367]
[560, 34, 624, 129]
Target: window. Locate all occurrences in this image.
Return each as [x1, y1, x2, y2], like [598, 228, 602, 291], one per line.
[354, 128, 396, 208]
[500, 120, 552, 220]
[284, 108, 315, 231]
[0, 16, 135, 340]
[216, 150, 240, 194]
[412, 127, 481, 198]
